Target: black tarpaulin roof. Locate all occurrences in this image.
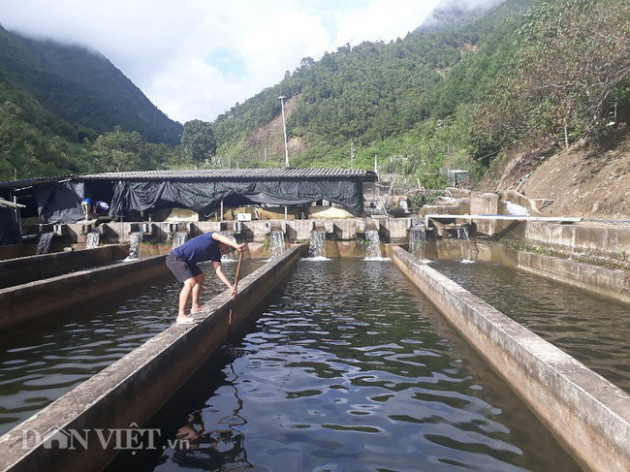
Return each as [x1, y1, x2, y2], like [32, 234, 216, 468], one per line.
[0, 169, 377, 224]
[78, 168, 377, 218]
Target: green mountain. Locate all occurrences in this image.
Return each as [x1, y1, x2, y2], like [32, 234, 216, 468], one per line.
[212, 0, 630, 194]
[0, 24, 182, 145]
[212, 0, 534, 174]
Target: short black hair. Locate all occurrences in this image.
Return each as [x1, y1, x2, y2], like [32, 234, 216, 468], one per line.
[219, 242, 234, 254]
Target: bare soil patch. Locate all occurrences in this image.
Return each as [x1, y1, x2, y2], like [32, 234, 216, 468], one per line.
[486, 128, 630, 220]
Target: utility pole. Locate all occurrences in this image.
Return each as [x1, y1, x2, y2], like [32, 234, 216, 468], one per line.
[350, 141, 355, 169]
[279, 96, 289, 168]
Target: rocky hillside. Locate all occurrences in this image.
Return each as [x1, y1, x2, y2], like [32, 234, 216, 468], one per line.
[486, 127, 630, 221]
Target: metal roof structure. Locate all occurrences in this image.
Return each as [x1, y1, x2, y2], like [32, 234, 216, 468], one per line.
[0, 168, 378, 222]
[78, 168, 377, 182]
[0, 176, 72, 192]
[0, 169, 377, 191]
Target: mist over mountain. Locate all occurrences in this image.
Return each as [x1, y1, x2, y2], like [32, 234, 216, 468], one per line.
[417, 0, 508, 32]
[0, 24, 182, 145]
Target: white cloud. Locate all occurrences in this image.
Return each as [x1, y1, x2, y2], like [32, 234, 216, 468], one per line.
[334, 0, 437, 46]
[0, 0, 441, 123]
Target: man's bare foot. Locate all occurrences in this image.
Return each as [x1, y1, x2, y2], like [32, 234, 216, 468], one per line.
[191, 306, 205, 314]
[176, 315, 196, 325]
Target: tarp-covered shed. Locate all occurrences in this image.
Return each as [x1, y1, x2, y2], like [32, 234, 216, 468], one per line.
[0, 176, 74, 241]
[80, 168, 377, 219]
[0, 169, 377, 227]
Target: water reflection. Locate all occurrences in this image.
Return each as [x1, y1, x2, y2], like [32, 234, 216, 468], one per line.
[125, 259, 580, 472]
[432, 260, 630, 393]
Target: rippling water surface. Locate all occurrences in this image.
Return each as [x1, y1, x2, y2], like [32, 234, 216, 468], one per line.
[115, 259, 580, 472]
[432, 259, 630, 393]
[0, 259, 261, 436]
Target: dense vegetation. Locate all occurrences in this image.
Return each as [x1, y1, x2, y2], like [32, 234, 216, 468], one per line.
[0, 24, 183, 180]
[1, 0, 629, 189]
[213, 0, 630, 188]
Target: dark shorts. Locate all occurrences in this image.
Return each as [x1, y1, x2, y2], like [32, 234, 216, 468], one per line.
[166, 253, 203, 283]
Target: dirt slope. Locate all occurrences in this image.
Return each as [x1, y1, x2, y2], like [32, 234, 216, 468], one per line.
[487, 128, 630, 220]
[242, 95, 306, 162]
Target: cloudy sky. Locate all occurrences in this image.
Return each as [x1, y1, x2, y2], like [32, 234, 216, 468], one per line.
[0, 0, 444, 124]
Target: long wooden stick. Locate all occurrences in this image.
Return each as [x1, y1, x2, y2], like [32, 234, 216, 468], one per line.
[228, 250, 244, 335]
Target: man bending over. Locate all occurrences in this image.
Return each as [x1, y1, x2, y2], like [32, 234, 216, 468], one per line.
[166, 231, 247, 324]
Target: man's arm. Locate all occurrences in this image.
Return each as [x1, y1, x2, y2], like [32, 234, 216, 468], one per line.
[213, 261, 236, 294]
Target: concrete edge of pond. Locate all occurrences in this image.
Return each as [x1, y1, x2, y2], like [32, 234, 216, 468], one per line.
[0, 245, 304, 472]
[389, 245, 630, 472]
[474, 242, 630, 305]
[0, 253, 169, 329]
[0, 244, 130, 290]
[513, 249, 630, 304]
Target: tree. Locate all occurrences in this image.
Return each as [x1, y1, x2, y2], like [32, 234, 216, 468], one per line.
[90, 128, 147, 172]
[496, 0, 630, 147]
[181, 120, 217, 168]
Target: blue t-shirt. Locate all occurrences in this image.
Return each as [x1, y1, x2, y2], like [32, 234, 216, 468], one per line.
[171, 232, 221, 264]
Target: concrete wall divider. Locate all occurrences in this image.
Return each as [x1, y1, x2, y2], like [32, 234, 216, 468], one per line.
[0, 245, 303, 472]
[0, 254, 169, 329]
[0, 245, 130, 290]
[389, 245, 630, 472]
[511, 247, 630, 304]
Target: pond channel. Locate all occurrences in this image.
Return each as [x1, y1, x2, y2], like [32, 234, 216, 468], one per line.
[0, 259, 264, 436]
[432, 259, 630, 394]
[106, 258, 581, 471]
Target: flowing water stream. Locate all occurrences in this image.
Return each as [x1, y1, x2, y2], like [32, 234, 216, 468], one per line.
[308, 230, 327, 259]
[268, 231, 286, 260]
[364, 229, 385, 260]
[35, 232, 54, 255]
[86, 230, 101, 249]
[107, 258, 581, 471]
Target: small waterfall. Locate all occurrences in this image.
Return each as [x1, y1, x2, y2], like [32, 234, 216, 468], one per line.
[308, 230, 327, 259]
[364, 229, 384, 260]
[268, 231, 286, 259]
[125, 232, 143, 261]
[171, 231, 188, 249]
[456, 225, 469, 240]
[408, 225, 427, 257]
[86, 230, 100, 249]
[36, 232, 54, 255]
[506, 201, 529, 216]
[456, 225, 475, 262]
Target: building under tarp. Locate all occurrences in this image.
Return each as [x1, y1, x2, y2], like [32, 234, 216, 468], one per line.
[0, 169, 378, 229]
[0, 177, 73, 243]
[81, 169, 377, 221]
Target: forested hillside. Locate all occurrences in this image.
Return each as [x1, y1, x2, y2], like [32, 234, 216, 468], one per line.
[1, 0, 628, 194]
[0, 24, 185, 180]
[211, 0, 533, 174]
[213, 0, 630, 192]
